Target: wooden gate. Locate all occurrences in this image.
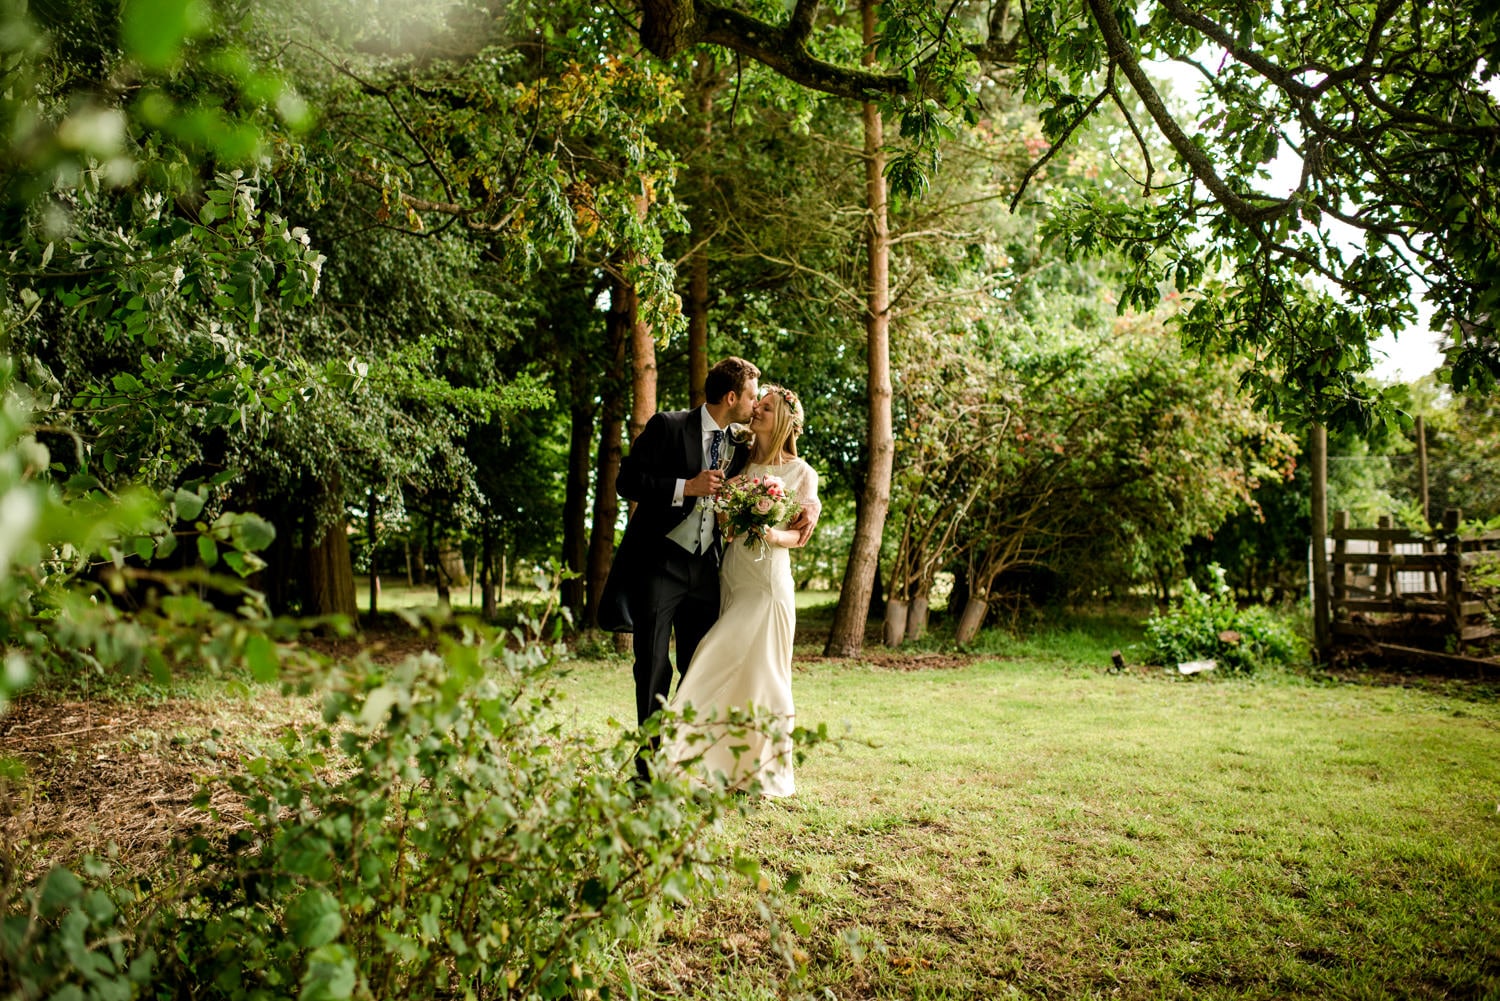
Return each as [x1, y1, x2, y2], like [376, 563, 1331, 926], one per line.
[1324, 508, 1498, 655]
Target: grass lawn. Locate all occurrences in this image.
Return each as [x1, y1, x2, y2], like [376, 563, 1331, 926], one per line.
[5, 605, 1497, 999]
[552, 618, 1500, 999]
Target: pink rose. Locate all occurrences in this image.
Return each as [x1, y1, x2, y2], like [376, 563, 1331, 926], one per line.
[754, 497, 774, 514]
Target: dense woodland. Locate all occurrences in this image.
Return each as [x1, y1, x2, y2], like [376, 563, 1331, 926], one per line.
[1, 0, 1498, 996]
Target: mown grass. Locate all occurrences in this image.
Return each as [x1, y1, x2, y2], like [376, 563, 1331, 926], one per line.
[553, 619, 1500, 1000]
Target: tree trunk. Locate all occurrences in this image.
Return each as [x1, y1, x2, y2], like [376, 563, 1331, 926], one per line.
[480, 529, 498, 619]
[883, 597, 908, 646]
[907, 588, 930, 641]
[687, 75, 716, 407]
[561, 395, 594, 616]
[436, 541, 468, 588]
[586, 272, 632, 627]
[629, 278, 657, 447]
[825, 3, 894, 658]
[304, 510, 359, 623]
[366, 486, 379, 622]
[954, 595, 989, 645]
[688, 238, 709, 408]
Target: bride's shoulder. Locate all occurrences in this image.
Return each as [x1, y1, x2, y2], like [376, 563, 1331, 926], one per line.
[791, 457, 819, 480]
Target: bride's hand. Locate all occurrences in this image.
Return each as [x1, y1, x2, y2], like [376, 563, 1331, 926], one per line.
[764, 527, 797, 548]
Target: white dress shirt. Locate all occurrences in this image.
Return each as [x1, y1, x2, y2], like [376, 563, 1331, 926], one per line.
[666, 406, 729, 554]
[671, 406, 729, 507]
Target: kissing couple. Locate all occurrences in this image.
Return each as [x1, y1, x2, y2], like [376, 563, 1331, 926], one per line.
[599, 357, 821, 797]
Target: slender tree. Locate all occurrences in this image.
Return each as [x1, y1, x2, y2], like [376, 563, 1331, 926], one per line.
[824, 0, 894, 656]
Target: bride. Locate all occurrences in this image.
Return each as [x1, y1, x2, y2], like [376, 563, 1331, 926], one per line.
[659, 385, 819, 798]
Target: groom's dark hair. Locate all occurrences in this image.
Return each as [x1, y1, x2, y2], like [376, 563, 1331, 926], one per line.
[704, 357, 760, 404]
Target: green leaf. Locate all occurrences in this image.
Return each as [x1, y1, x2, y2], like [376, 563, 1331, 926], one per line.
[196, 534, 219, 568]
[229, 512, 276, 552]
[174, 488, 205, 522]
[301, 944, 357, 1001]
[286, 888, 343, 949]
[120, 0, 212, 70]
[38, 867, 83, 916]
[243, 633, 278, 684]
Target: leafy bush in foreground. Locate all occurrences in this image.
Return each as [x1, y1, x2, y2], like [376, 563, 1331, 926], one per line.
[166, 629, 757, 1000]
[1143, 565, 1309, 674]
[4, 625, 792, 1001]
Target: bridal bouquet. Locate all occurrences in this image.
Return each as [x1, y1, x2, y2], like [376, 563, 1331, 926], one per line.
[716, 474, 799, 556]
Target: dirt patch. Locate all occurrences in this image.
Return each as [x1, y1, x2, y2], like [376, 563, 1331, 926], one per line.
[797, 651, 978, 672]
[0, 691, 316, 879]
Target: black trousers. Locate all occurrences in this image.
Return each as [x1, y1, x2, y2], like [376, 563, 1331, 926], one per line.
[630, 546, 720, 772]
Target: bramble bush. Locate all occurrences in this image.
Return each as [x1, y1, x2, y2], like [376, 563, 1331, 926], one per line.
[1142, 565, 1309, 674]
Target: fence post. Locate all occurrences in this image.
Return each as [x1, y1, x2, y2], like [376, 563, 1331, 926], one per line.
[1311, 424, 1330, 652]
[1376, 513, 1393, 600]
[1331, 510, 1348, 642]
[1443, 508, 1462, 647]
[1417, 415, 1437, 594]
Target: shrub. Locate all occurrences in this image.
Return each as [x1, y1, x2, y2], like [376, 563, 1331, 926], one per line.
[157, 623, 782, 1000]
[0, 859, 158, 1001]
[1142, 565, 1309, 674]
[6, 625, 797, 1001]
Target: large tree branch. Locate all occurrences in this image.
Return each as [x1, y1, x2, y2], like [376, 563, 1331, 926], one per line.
[636, 0, 911, 98]
[1155, 0, 1312, 98]
[1084, 0, 1291, 227]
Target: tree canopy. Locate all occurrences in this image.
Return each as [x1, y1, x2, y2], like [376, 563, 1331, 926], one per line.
[626, 0, 1500, 422]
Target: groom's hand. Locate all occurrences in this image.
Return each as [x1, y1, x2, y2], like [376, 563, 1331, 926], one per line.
[788, 505, 819, 546]
[685, 469, 724, 497]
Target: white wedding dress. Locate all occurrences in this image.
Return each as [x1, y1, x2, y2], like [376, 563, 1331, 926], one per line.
[661, 458, 820, 798]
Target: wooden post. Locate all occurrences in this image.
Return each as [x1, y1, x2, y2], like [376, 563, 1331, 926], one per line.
[1331, 512, 1349, 602]
[1415, 415, 1430, 523]
[1443, 508, 1462, 648]
[1376, 513, 1393, 600]
[1416, 415, 1436, 595]
[1310, 424, 1331, 652]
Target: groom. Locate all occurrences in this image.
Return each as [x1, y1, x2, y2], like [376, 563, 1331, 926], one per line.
[601, 357, 761, 750]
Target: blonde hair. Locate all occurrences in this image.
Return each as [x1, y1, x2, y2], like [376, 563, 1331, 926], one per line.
[757, 385, 803, 459]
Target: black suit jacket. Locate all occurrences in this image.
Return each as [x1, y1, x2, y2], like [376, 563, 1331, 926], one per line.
[597, 409, 746, 632]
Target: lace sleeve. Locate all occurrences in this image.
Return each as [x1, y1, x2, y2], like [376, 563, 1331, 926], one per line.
[794, 460, 820, 513]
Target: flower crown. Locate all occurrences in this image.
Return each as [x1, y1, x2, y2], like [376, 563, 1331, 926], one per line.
[763, 385, 805, 435]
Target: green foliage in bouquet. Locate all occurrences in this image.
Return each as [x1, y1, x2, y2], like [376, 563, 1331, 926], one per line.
[1142, 565, 1309, 675]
